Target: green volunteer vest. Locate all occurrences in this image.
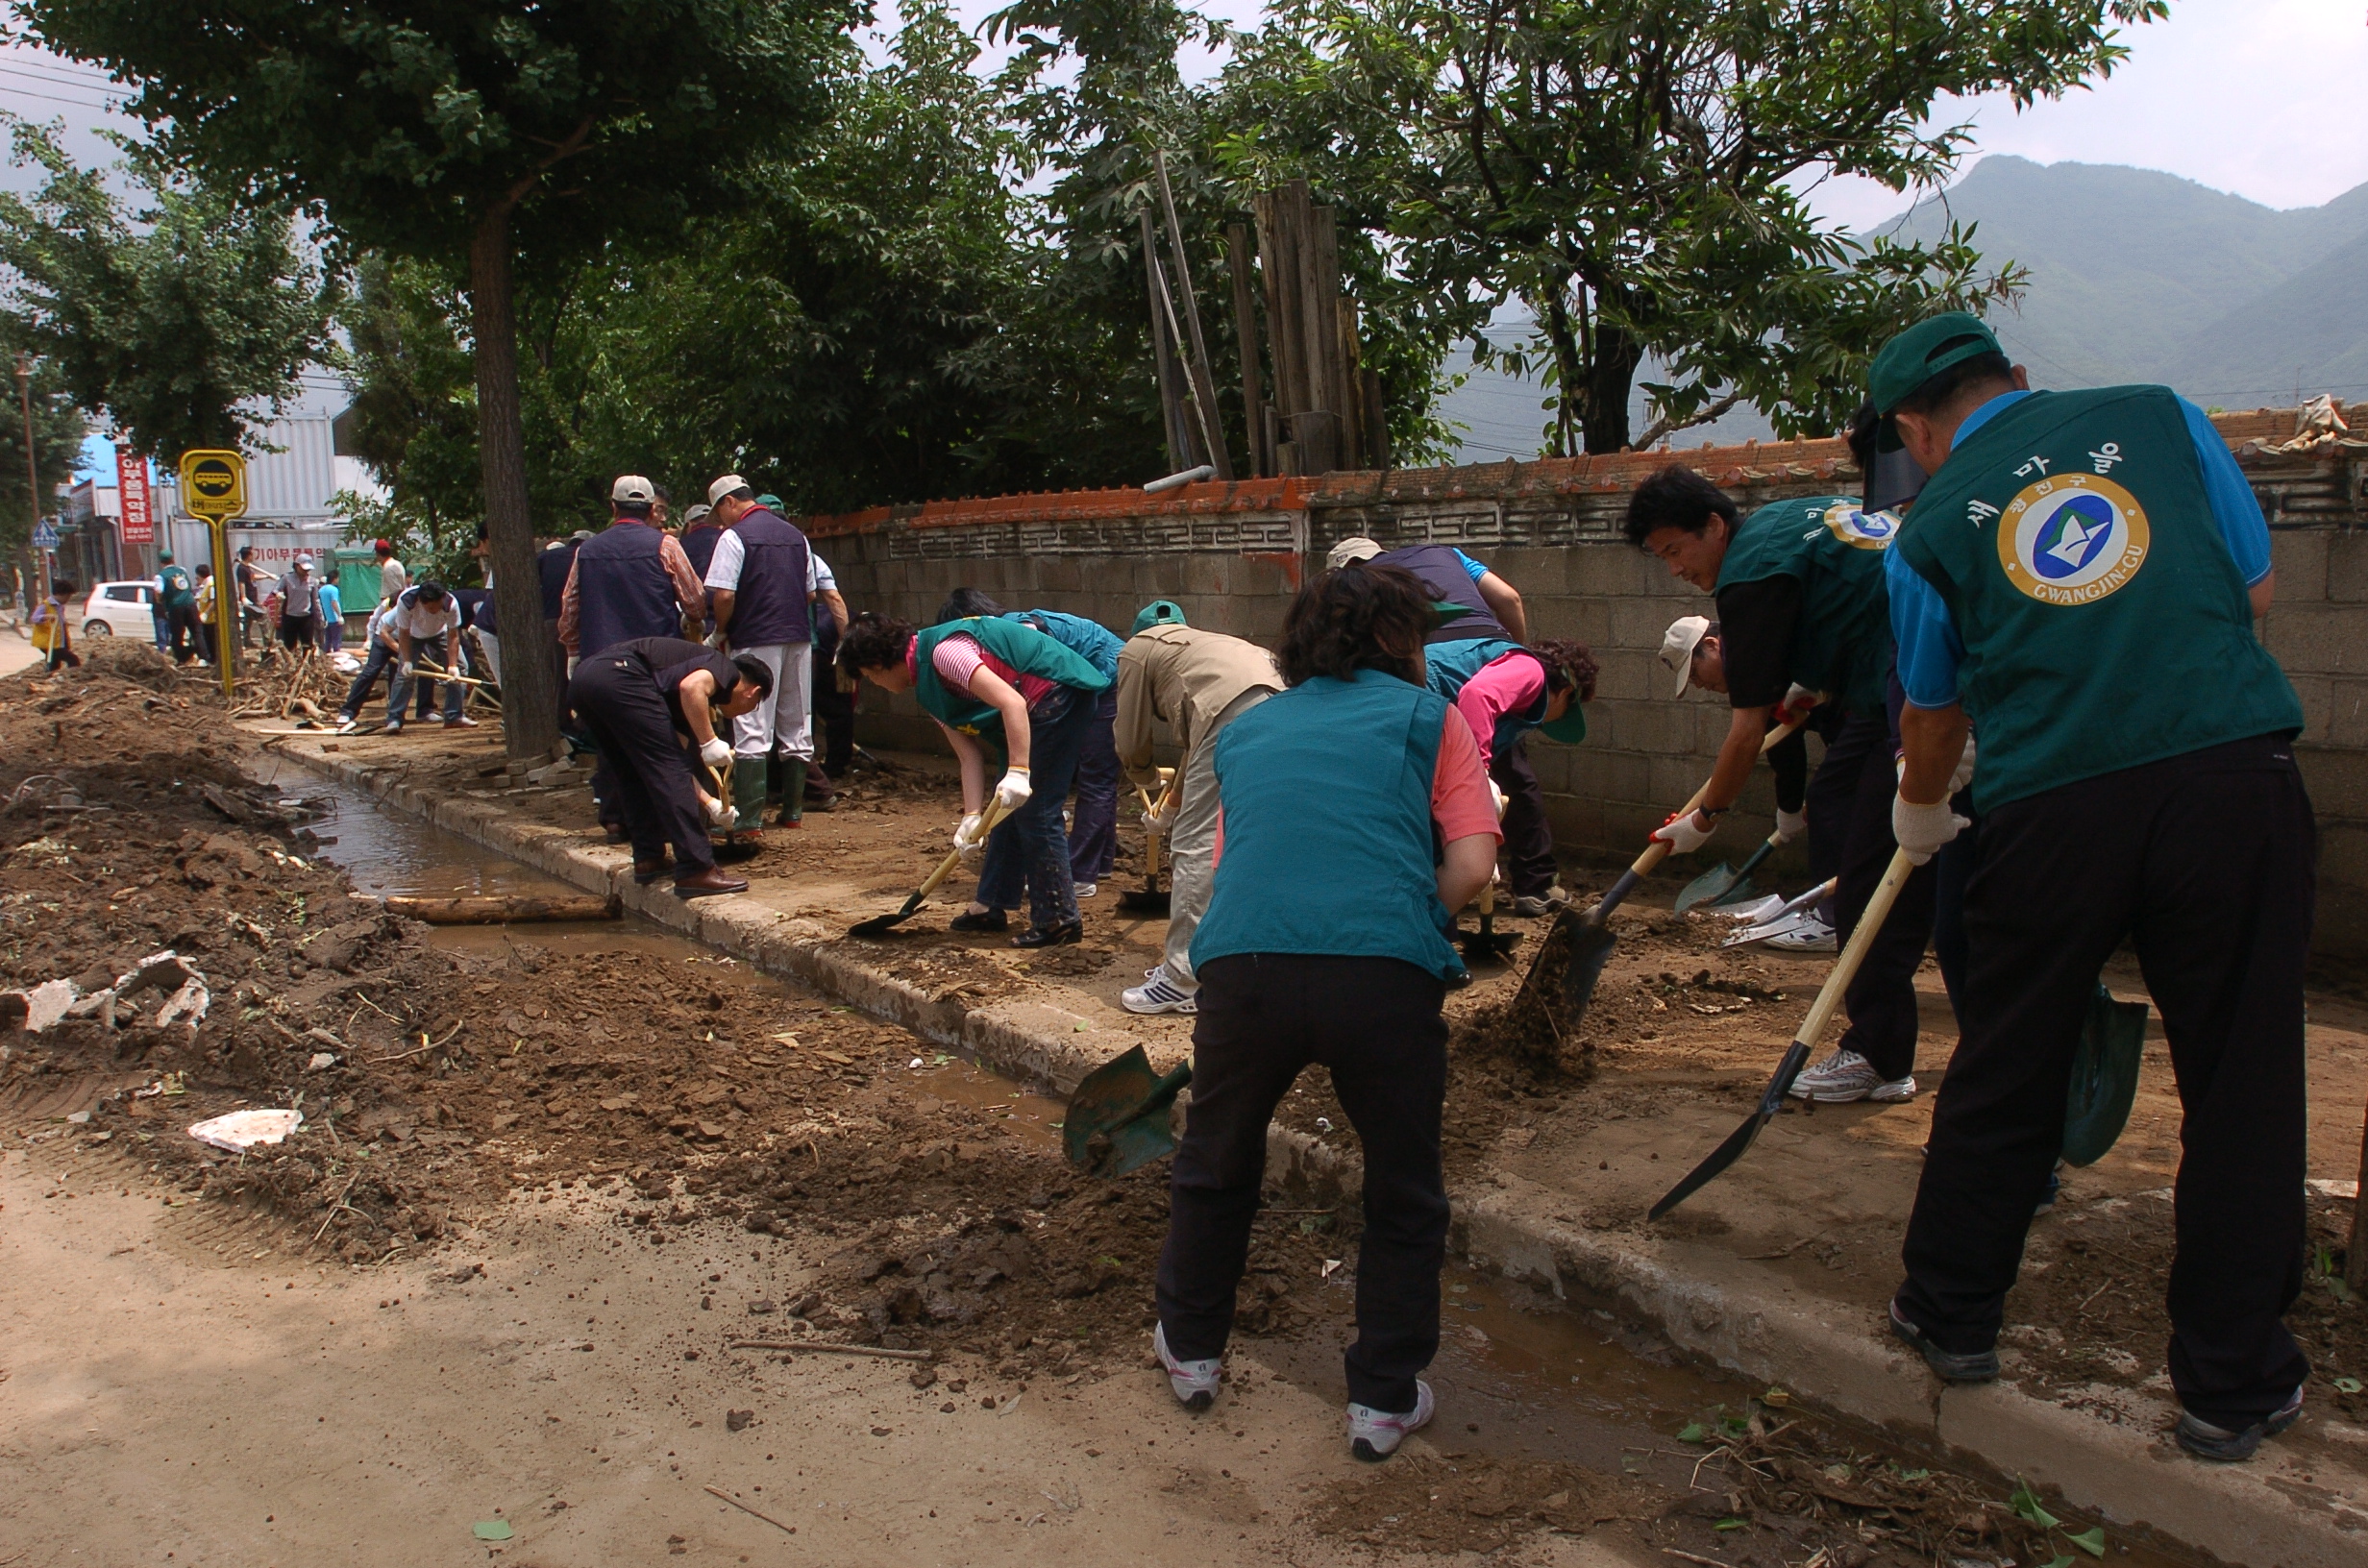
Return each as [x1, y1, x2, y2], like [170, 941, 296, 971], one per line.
[1897, 386, 2302, 812]
[1714, 494, 1898, 715]
[1191, 669, 1461, 980]
[912, 617, 1111, 739]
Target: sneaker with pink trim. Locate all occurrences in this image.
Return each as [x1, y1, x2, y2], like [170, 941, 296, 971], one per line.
[1347, 1380, 1435, 1461]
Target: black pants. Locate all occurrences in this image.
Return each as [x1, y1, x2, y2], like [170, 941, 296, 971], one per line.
[1896, 735, 2313, 1426]
[567, 652, 715, 876]
[811, 659, 855, 780]
[1800, 708, 1937, 1081]
[1491, 737, 1557, 897]
[1157, 953, 1449, 1413]
[164, 603, 200, 664]
[279, 613, 315, 650]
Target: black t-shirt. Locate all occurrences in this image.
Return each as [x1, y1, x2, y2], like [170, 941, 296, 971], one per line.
[1713, 576, 1801, 710]
[607, 635, 740, 735]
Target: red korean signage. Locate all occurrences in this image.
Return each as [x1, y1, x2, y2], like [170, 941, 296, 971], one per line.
[115, 449, 154, 545]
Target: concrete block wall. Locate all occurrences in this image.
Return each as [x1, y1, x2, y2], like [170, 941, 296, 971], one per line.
[800, 426, 2368, 952]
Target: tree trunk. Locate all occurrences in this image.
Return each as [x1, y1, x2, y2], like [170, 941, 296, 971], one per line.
[469, 208, 559, 764]
[1579, 319, 1644, 455]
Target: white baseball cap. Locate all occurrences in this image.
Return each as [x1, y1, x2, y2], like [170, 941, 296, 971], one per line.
[707, 474, 753, 506]
[1659, 616, 1714, 698]
[292, 554, 313, 570]
[1325, 536, 1384, 570]
[611, 475, 656, 504]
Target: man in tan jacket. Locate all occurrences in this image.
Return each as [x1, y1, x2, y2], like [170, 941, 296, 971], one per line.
[1115, 602, 1284, 1014]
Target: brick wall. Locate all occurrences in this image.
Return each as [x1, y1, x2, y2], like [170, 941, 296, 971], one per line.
[806, 414, 2368, 952]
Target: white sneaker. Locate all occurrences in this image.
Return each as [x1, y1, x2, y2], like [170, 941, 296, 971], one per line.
[1122, 967, 1198, 1015]
[1347, 1380, 1435, 1461]
[1153, 1322, 1221, 1410]
[1073, 881, 1098, 899]
[1788, 1047, 1916, 1104]
[1764, 913, 1838, 952]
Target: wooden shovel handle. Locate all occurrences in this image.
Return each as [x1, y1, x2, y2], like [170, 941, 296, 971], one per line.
[1788, 847, 1917, 1052]
[1625, 716, 1807, 881]
[911, 795, 1012, 904]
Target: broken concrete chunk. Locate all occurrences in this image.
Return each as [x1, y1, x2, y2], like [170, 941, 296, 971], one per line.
[154, 976, 210, 1029]
[1, 978, 79, 1033]
[306, 1051, 338, 1071]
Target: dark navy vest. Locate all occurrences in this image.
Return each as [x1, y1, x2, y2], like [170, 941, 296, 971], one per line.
[538, 542, 578, 624]
[727, 509, 812, 647]
[575, 521, 678, 658]
[678, 522, 726, 580]
[1373, 543, 1510, 645]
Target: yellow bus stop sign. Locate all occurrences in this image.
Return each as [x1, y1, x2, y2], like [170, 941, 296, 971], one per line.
[178, 449, 248, 519]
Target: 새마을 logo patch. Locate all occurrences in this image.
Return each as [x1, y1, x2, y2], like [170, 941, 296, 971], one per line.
[1995, 474, 2150, 604]
[1819, 501, 1899, 550]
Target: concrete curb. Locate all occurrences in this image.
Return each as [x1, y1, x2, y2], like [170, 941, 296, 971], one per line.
[274, 744, 2366, 1568]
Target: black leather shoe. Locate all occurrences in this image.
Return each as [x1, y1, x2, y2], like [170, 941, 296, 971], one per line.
[949, 909, 1008, 933]
[1013, 919, 1084, 950]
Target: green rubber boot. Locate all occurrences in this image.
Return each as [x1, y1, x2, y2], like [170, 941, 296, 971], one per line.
[730, 757, 769, 832]
[777, 758, 806, 826]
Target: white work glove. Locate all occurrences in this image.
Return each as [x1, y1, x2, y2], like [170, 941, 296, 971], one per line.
[1948, 735, 1978, 797]
[704, 795, 737, 830]
[1774, 807, 1808, 845]
[992, 767, 1033, 812]
[1141, 801, 1173, 836]
[1775, 684, 1822, 726]
[1892, 794, 1968, 865]
[953, 813, 987, 852]
[1490, 779, 1509, 821]
[698, 736, 733, 769]
[397, 660, 415, 680]
[1651, 810, 1716, 855]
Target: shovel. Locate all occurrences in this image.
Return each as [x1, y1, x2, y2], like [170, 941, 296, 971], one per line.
[1459, 874, 1518, 964]
[703, 762, 763, 866]
[1118, 772, 1179, 916]
[1511, 719, 1804, 1028]
[1063, 1044, 1193, 1178]
[1675, 830, 1784, 915]
[1649, 846, 1916, 1220]
[1719, 878, 1838, 947]
[848, 796, 1011, 937]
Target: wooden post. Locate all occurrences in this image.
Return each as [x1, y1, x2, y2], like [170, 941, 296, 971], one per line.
[1361, 366, 1391, 469]
[1254, 191, 1305, 430]
[2349, 1091, 2368, 1293]
[1142, 211, 1196, 471]
[1226, 223, 1269, 478]
[1335, 295, 1367, 469]
[1152, 151, 1233, 481]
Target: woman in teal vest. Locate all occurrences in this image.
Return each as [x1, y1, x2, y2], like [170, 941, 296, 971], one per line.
[1152, 564, 1500, 1461]
[835, 611, 1111, 947]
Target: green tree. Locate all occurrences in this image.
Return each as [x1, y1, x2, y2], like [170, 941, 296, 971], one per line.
[0, 117, 335, 466]
[24, 0, 860, 758]
[1230, 0, 2162, 453]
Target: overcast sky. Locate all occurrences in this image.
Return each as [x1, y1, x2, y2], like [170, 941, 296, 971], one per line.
[7, 1, 2361, 214]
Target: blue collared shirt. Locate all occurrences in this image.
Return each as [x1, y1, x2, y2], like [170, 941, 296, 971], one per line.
[1888, 391, 2272, 708]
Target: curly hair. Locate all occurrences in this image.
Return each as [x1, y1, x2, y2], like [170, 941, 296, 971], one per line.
[1530, 637, 1599, 702]
[835, 611, 916, 682]
[1276, 563, 1434, 687]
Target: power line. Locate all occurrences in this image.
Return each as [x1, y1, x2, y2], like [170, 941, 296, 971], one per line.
[0, 55, 124, 86]
[0, 82, 125, 111]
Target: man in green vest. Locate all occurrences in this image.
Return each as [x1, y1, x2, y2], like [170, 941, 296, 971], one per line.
[1625, 471, 1937, 1104]
[1875, 312, 2311, 1463]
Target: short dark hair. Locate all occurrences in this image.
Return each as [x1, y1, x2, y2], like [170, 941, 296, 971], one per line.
[1624, 466, 1739, 548]
[236, 546, 254, 559]
[653, 483, 672, 504]
[50, 576, 75, 597]
[836, 611, 915, 681]
[1532, 638, 1599, 702]
[614, 500, 654, 521]
[416, 580, 448, 602]
[1276, 563, 1434, 687]
[729, 653, 774, 702]
[1845, 402, 1882, 471]
[934, 587, 1006, 625]
[1892, 350, 2014, 421]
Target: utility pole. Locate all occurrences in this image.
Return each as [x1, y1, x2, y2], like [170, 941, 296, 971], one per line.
[15, 353, 47, 605]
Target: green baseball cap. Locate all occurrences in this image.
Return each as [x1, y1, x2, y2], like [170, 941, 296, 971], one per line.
[1868, 311, 2005, 415]
[1131, 599, 1187, 635]
[1538, 703, 1588, 746]
[753, 493, 785, 511]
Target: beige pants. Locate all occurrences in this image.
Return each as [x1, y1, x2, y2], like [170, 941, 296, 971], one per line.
[1164, 686, 1272, 988]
